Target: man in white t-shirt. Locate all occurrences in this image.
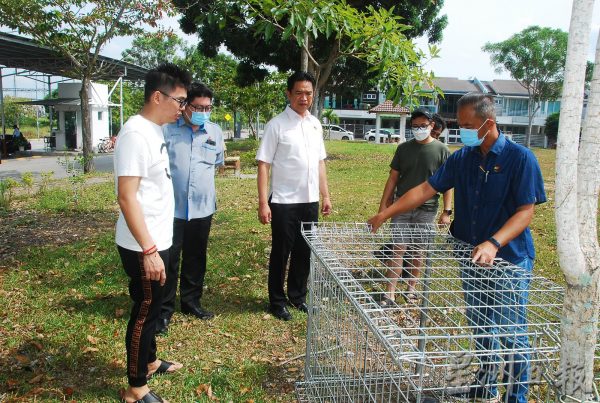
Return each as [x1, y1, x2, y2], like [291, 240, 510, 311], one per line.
[114, 63, 191, 403]
[256, 71, 332, 321]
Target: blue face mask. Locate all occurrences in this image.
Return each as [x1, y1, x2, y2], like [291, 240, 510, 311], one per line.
[459, 119, 489, 146]
[190, 111, 210, 126]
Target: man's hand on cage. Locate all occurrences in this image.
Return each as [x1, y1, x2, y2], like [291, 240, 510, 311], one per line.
[367, 213, 385, 233]
[471, 241, 498, 266]
[258, 203, 272, 224]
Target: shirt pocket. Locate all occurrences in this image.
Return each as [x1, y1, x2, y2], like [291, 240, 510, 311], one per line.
[200, 142, 217, 164]
[483, 173, 507, 202]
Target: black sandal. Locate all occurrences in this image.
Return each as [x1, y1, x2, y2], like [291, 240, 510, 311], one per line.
[378, 295, 395, 308]
[147, 360, 177, 379]
[120, 390, 164, 403]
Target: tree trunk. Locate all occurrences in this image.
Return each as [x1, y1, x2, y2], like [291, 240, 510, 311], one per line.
[556, 0, 599, 400]
[526, 94, 533, 148]
[301, 32, 309, 71]
[79, 75, 94, 173]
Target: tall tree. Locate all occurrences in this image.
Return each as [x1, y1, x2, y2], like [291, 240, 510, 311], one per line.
[175, 0, 446, 114]
[0, 0, 170, 172]
[555, 0, 600, 400]
[121, 34, 186, 69]
[483, 26, 568, 148]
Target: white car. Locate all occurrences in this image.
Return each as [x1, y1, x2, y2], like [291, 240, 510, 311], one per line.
[364, 129, 400, 142]
[322, 124, 354, 140]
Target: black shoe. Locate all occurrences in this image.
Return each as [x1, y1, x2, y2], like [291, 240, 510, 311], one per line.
[447, 387, 501, 402]
[155, 317, 170, 335]
[290, 301, 309, 313]
[181, 303, 215, 320]
[270, 305, 292, 321]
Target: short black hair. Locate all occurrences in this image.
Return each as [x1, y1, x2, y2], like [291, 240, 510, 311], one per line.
[410, 107, 433, 121]
[287, 71, 316, 91]
[432, 113, 446, 131]
[144, 63, 192, 102]
[187, 82, 213, 102]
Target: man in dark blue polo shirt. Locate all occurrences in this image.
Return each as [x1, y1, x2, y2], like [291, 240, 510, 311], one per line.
[368, 92, 546, 403]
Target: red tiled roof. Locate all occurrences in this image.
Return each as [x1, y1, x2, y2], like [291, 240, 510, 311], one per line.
[369, 100, 410, 114]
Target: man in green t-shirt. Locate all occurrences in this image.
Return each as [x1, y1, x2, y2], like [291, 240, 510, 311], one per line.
[377, 108, 452, 305]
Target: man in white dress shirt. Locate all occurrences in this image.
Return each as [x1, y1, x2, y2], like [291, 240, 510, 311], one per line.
[256, 71, 332, 321]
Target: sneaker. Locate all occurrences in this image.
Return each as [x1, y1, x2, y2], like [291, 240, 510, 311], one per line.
[448, 387, 501, 403]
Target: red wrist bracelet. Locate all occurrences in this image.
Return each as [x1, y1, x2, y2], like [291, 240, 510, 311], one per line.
[142, 245, 157, 255]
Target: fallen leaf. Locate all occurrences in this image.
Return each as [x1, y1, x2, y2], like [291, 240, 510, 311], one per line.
[82, 347, 99, 353]
[115, 308, 125, 318]
[196, 383, 218, 400]
[87, 335, 98, 345]
[15, 353, 30, 365]
[63, 386, 74, 396]
[29, 374, 44, 384]
[31, 341, 43, 351]
[227, 277, 240, 281]
[6, 379, 18, 390]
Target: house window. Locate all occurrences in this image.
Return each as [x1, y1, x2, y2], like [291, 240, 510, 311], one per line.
[363, 93, 376, 100]
[98, 111, 103, 120]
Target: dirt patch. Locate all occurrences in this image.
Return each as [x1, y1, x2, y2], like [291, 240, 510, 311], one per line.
[0, 209, 116, 268]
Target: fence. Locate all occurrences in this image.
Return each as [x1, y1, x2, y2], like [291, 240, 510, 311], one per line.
[296, 222, 599, 402]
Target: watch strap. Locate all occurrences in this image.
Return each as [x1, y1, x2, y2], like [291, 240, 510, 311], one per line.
[488, 237, 501, 249]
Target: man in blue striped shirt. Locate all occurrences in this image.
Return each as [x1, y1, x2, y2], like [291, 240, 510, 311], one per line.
[158, 82, 224, 334]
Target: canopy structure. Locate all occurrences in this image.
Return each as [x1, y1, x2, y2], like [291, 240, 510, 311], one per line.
[0, 31, 148, 158]
[369, 100, 411, 143]
[0, 32, 147, 81]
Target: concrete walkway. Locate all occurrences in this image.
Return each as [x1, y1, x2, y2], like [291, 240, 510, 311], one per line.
[0, 152, 114, 180]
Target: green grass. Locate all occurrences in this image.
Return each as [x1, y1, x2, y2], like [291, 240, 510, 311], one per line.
[0, 140, 587, 401]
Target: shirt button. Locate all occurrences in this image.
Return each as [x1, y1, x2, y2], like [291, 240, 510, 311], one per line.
[474, 205, 478, 209]
[472, 236, 477, 240]
[472, 221, 476, 224]
[475, 190, 479, 195]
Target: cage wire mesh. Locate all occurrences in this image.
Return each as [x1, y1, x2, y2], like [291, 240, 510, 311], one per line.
[295, 222, 600, 403]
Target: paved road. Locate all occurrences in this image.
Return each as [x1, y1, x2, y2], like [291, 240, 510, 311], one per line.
[0, 153, 114, 180]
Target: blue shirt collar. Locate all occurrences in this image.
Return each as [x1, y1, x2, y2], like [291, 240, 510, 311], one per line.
[469, 131, 507, 156]
[176, 116, 205, 133]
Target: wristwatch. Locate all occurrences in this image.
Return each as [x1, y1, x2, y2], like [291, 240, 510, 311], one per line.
[443, 209, 452, 215]
[488, 236, 501, 249]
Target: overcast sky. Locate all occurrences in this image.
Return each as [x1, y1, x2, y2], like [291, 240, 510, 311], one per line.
[414, 0, 600, 80]
[3, 1, 600, 96]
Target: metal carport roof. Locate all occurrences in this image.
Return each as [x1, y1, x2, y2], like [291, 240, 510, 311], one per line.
[0, 31, 148, 81]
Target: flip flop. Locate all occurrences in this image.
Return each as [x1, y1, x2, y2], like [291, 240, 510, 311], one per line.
[378, 295, 395, 308]
[120, 389, 164, 403]
[147, 360, 180, 379]
[403, 292, 418, 304]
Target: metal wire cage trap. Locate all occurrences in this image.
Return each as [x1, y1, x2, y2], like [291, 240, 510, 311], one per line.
[295, 222, 600, 403]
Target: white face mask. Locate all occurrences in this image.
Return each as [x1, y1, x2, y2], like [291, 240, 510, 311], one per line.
[413, 127, 431, 141]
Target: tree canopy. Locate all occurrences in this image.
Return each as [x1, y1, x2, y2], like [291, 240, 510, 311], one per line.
[0, 0, 172, 171]
[483, 26, 568, 147]
[174, 0, 446, 112]
[122, 34, 186, 69]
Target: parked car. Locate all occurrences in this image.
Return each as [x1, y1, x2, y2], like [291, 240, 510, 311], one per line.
[322, 124, 354, 140]
[364, 129, 400, 142]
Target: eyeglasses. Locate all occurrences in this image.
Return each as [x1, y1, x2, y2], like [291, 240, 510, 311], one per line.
[188, 104, 212, 112]
[411, 124, 430, 129]
[158, 90, 188, 108]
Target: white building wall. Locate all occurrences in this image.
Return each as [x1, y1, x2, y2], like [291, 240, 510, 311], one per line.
[54, 82, 109, 150]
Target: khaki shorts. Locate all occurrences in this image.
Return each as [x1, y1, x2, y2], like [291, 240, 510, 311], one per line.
[391, 208, 437, 247]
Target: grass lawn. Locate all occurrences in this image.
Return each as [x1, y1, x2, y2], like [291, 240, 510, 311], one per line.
[0, 140, 576, 402]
